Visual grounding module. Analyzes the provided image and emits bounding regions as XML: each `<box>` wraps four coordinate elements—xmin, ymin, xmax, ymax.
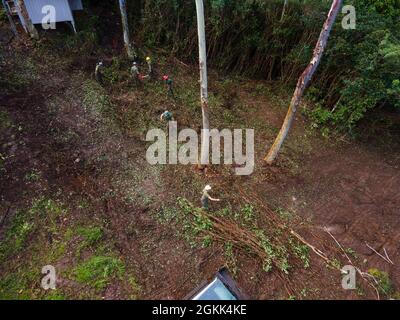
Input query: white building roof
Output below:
<box><xmin>23</xmin><ymin>0</ymin><xmax>82</xmax><ymax>24</ymax></box>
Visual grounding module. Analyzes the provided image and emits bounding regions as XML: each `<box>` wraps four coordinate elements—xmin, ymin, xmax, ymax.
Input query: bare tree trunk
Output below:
<box><xmin>280</xmin><ymin>0</ymin><xmax>289</xmax><ymax>21</ymax></box>
<box><xmin>118</xmin><ymin>0</ymin><xmax>135</xmax><ymax>59</ymax></box>
<box><xmin>16</xmin><ymin>0</ymin><xmax>38</xmax><ymax>39</ymax></box>
<box><xmin>2</xmin><ymin>0</ymin><xmax>18</xmax><ymax>37</ymax></box>
<box><xmin>265</xmin><ymin>0</ymin><xmax>343</xmax><ymax>164</ymax></box>
<box><xmin>195</xmin><ymin>0</ymin><xmax>210</xmax><ymax>167</ymax></box>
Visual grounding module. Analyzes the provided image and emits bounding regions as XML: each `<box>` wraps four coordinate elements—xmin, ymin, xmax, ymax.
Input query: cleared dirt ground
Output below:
<box><xmin>0</xmin><ymin>29</ymin><xmax>399</xmax><ymax>300</ymax></box>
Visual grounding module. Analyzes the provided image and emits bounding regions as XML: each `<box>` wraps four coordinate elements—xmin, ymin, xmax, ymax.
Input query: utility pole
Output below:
<box><xmin>1</xmin><ymin>0</ymin><xmax>19</xmax><ymax>37</ymax></box>
<box><xmin>118</xmin><ymin>0</ymin><xmax>135</xmax><ymax>59</ymax></box>
<box><xmin>280</xmin><ymin>0</ymin><xmax>288</xmax><ymax>21</ymax></box>
<box><xmin>195</xmin><ymin>0</ymin><xmax>210</xmax><ymax>168</ymax></box>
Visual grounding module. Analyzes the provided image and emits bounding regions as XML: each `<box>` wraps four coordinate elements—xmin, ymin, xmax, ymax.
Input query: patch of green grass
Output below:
<box><xmin>74</xmin><ymin>256</ymin><xmax>125</xmax><ymax>290</ymax></box>
<box><xmin>29</xmin><ymin>197</ymin><xmax>66</xmax><ymax>234</ymax></box>
<box><xmin>24</xmin><ymin>169</ymin><xmax>41</xmax><ymax>182</ymax></box>
<box><xmin>0</xmin><ymin>210</ymin><xmax>35</xmax><ymax>262</ymax></box>
<box><xmin>75</xmin><ymin>226</ymin><xmax>104</xmax><ymax>257</ymax></box>
<box><xmin>128</xmin><ymin>275</ymin><xmax>141</xmax><ymax>300</ymax></box>
<box><xmin>0</xmin><ymin>273</ymin><xmax>31</xmax><ymax>300</ymax></box>
<box><xmin>368</xmin><ymin>268</ymin><xmax>393</xmax><ymax>296</ymax></box>
<box><xmin>82</xmin><ymin>80</ymin><xmax>118</xmax><ymax>128</ymax></box>
<box><xmin>44</xmin><ymin>291</ymin><xmax>66</xmax><ymax>300</ymax></box>
<box><xmin>29</xmin><ymin>197</ymin><xmax>66</xmax><ymax>218</ymax></box>
<box><xmin>77</xmin><ymin>226</ymin><xmax>103</xmax><ymax>246</ymax></box>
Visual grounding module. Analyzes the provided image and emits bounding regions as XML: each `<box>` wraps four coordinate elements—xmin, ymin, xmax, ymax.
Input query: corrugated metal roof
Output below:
<box><xmin>24</xmin><ymin>0</ymin><xmax>76</xmax><ymax>24</ymax></box>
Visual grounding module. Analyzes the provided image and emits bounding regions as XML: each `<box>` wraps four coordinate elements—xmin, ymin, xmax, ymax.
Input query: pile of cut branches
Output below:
<box><xmin>176</xmin><ymin>197</ymin><xmax>309</xmax><ymax>276</ymax></box>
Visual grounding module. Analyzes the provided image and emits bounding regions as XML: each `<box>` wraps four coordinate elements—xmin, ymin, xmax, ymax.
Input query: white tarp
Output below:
<box><xmin>23</xmin><ymin>0</ymin><xmax>78</xmax><ymax>24</ymax></box>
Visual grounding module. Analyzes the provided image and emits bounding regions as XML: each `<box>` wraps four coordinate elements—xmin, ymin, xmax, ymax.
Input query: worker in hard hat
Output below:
<box><xmin>146</xmin><ymin>56</ymin><xmax>153</xmax><ymax>77</ymax></box>
<box><xmin>201</xmin><ymin>185</ymin><xmax>221</xmax><ymax>210</ymax></box>
<box><xmin>163</xmin><ymin>75</ymin><xmax>174</xmax><ymax>98</ymax></box>
<box><xmin>160</xmin><ymin>110</ymin><xmax>174</xmax><ymax>122</ymax></box>
<box><xmin>131</xmin><ymin>61</ymin><xmax>140</xmax><ymax>86</ymax></box>
<box><xmin>95</xmin><ymin>61</ymin><xmax>104</xmax><ymax>84</ymax></box>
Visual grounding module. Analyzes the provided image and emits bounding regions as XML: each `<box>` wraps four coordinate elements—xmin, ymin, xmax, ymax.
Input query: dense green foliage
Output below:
<box><xmin>77</xmin><ymin>1</ymin><xmax>400</xmax><ymax>132</ymax></box>
<box><xmin>127</xmin><ymin>0</ymin><xmax>399</xmax><ymax>131</ymax></box>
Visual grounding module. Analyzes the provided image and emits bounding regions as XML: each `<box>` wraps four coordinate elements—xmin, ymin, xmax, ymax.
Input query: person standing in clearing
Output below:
<box><xmin>146</xmin><ymin>56</ymin><xmax>153</xmax><ymax>78</ymax></box>
<box><xmin>163</xmin><ymin>75</ymin><xmax>174</xmax><ymax>98</ymax></box>
<box><xmin>131</xmin><ymin>62</ymin><xmax>140</xmax><ymax>86</ymax></box>
<box><xmin>160</xmin><ymin>110</ymin><xmax>174</xmax><ymax>122</ymax></box>
<box><xmin>95</xmin><ymin>61</ymin><xmax>104</xmax><ymax>84</ymax></box>
<box><xmin>201</xmin><ymin>185</ymin><xmax>221</xmax><ymax>210</ymax></box>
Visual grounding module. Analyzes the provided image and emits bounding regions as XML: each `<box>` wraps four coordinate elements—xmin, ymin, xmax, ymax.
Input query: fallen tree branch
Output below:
<box><xmin>383</xmin><ymin>248</ymin><xmax>394</xmax><ymax>265</ymax></box>
<box><xmin>323</xmin><ymin>228</ymin><xmax>381</xmax><ymax>299</ymax></box>
<box><xmin>366</xmin><ymin>243</ymin><xmax>394</xmax><ymax>265</ymax></box>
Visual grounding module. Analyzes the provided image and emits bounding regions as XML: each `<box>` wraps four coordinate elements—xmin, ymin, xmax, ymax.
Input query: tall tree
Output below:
<box><xmin>15</xmin><ymin>0</ymin><xmax>38</xmax><ymax>39</ymax></box>
<box><xmin>195</xmin><ymin>0</ymin><xmax>210</xmax><ymax>167</ymax></box>
<box><xmin>118</xmin><ymin>0</ymin><xmax>135</xmax><ymax>59</ymax></box>
<box><xmin>265</xmin><ymin>0</ymin><xmax>343</xmax><ymax>164</ymax></box>
<box><xmin>1</xmin><ymin>0</ymin><xmax>18</xmax><ymax>37</ymax></box>
<box><xmin>280</xmin><ymin>0</ymin><xmax>289</xmax><ymax>21</ymax></box>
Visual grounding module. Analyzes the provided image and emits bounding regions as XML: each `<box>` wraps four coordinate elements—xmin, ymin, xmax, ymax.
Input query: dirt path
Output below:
<box><xmin>300</xmin><ymin>144</ymin><xmax>400</xmax><ymax>289</ymax></box>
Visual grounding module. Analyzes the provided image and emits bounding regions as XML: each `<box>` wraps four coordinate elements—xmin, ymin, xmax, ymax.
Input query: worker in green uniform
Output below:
<box><xmin>160</xmin><ymin>110</ymin><xmax>174</xmax><ymax>122</ymax></box>
<box><xmin>201</xmin><ymin>185</ymin><xmax>221</xmax><ymax>211</ymax></box>
<box><xmin>131</xmin><ymin>62</ymin><xmax>140</xmax><ymax>85</ymax></box>
<box><xmin>163</xmin><ymin>75</ymin><xmax>174</xmax><ymax>98</ymax></box>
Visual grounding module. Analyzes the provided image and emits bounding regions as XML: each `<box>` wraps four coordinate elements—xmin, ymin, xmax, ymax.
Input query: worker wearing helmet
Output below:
<box><xmin>131</xmin><ymin>61</ymin><xmax>140</xmax><ymax>85</ymax></box>
<box><xmin>201</xmin><ymin>185</ymin><xmax>221</xmax><ymax>210</ymax></box>
<box><xmin>146</xmin><ymin>56</ymin><xmax>153</xmax><ymax>77</ymax></box>
<box><xmin>95</xmin><ymin>61</ymin><xmax>104</xmax><ymax>84</ymax></box>
<box><xmin>163</xmin><ymin>75</ymin><xmax>174</xmax><ymax>98</ymax></box>
<box><xmin>160</xmin><ymin>110</ymin><xmax>174</xmax><ymax>122</ymax></box>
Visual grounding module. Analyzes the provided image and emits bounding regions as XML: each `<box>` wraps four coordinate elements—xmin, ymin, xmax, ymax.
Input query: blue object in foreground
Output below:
<box><xmin>192</xmin><ymin>277</ymin><xmax>237</xmax><ymax>300</ymax></box>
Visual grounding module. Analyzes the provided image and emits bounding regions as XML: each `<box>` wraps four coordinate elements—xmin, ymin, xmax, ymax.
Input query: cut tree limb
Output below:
<box><xmin>366</xmin><ymin>243</ymin><xmax>395</xmax><ymax>265</ymax></box>
<box><xmin>265</xmin><ymin>0</ymin><xmax>343</xmax><ymax>164</ymax></box>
